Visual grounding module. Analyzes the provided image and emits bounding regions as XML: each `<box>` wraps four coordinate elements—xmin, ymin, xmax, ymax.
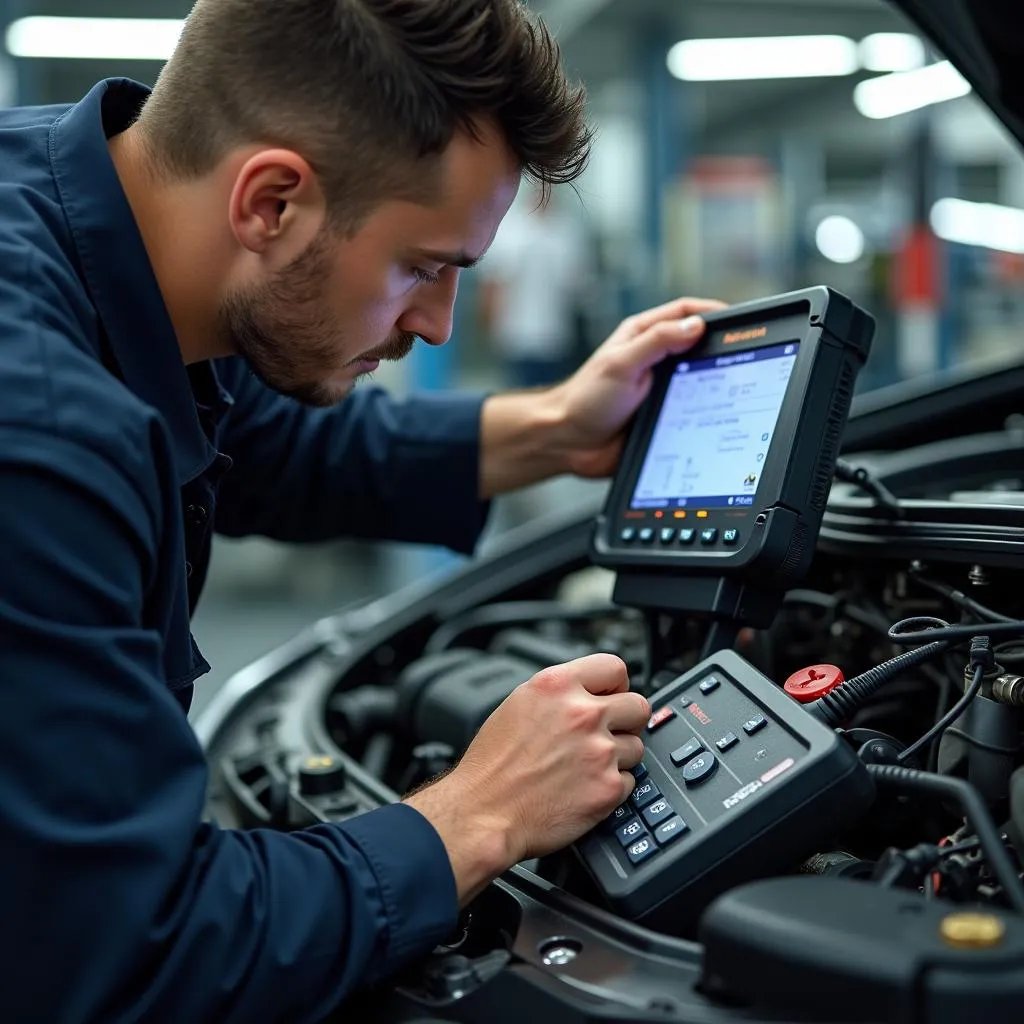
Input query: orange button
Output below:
<box><xmin>673</xmin><ymin>510</ymin><xmax>687</xmax><ymax>519</ymax></box>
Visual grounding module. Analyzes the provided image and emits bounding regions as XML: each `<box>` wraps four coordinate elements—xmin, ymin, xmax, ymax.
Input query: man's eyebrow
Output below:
<box><xmin>415</xmin><ymin>249</ymin><xmax>482</xmax><ymax>270</ymax></box>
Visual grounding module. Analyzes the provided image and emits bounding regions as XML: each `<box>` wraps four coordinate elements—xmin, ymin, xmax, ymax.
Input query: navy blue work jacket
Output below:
<box><xmin>0</xmin><ymin>79</ymin><xmax>489</xmax><ymax>1022</ymax></box>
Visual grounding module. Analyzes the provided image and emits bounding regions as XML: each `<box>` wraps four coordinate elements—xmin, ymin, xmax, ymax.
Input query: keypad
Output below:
<box><xmin>631</xmin><ymin>778</ymin><xmax>661</xmax><ymax>809</ymax></box>
<box><xmin>700</xmin><ymin>676</ymin><xmax>721</xmax><ymax>695</ymax></box>
<box><xmin>615</xmin><ymin>817</ymin><xmax>647</xmax><ymax>847</ymax></box>
<box><xmin>648</xmin><ymin>706</ymin><xmax>676</xmax><ymax>732</ymax></box>
<box><xmin>743</xmin><ymin>715</ymin><xmax>767</xmax><ymax>735</ymax></box>
<box><xmin>716</xmin><ymin>732</ymin><xmax>739</xmax><ymax>752</ymax></box>
<box><xmin>642</xmin><ymin>798</ymin><xmax>675</xmax><ymax>828</ymax></box>
<box><xmin>632</xmin><ymin>760</ymin><xmax>650</xmax><ymax>780</ymax></box>
<box><xmin>723</xmin><ymin>528</ymin><xmax>740</xmax><ymax>546</ymax></box>
<box><xmin>608</xmin><ymin>803</ymin><xmax>632</xmax><ymax>829</ymax></box>
<box><xmin>638</xmin><ymin>528</ymin><xmax>655</xmax><ymax>544</ymax></box>
<box><xmin>619</xmin><ymin>527</ymin><xmax>636</xmax><ymax>543</ymax></box>
<box><xmin>654</xmin><ymin>816</ymin><xmax>689</xmax><ymax>846</ymax></box>
<box><xmin>700</xmin><ymin>528</ymin><xmax>718</xmax><ymax>545</ymax></box>
<box><xmin>678</xmin><ymin>528</ymin><xmax>696</xmax><ymax>545</ymax></box>
<box><xmin>659</xmin><ymin>527</ymin><xmax>676</xmax><ymax>544</ymax></box>
<box><xmin>682</xmin><ymin>751</ymin><xmax>718</xmax><ymax>786</ymax></box>
<box><xmin>626</xmin><ymin>835</ymin><xmax>658</xmax><ymax>865</ymax></box>
<box><xmin>670</xmin><ymin>736</ymin><xmax>704</xmax><ymax>766</ymax></box>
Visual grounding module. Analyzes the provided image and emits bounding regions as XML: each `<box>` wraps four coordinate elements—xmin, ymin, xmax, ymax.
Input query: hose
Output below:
<box><xmin>867</xmin><ymin>763</ymin><xmax>1024</xmax><ymax>914</ymax></box>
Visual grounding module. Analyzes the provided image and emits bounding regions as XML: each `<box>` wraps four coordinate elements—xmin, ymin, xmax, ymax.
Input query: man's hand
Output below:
<box><xmin>548</xmin><ymin>296</ymin><xmax>727</xmax><ymax>478</ymax></box>
<box><xmin>403</xmin><ymin>654</ymin><xmax>649</xmax><ymax>905</ymax></box>
<box><xmin>479</xmin><ymin>296</ymin><xmax>726</xmax><ymax>498</ymax></box>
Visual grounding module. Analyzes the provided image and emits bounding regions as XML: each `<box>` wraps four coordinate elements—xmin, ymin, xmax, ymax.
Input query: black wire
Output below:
<box><xmin>909</xmin><ymin>572</ymin><xmax>1017</xmax><ymax>624</ymax></box>
<box><xmin>889</xmin><ymin>616</ymin><xmax>1024</xmax><ymax>646</ymax></box>
<box><xmin>866</xmin><ymin>764</ymin><xmax>1024</xmax><ymax>913</ymax></box>
<box><xmin>898</xmin><ymin>665</ymin><xmax>984</xmax><ymax>764</ymax></box>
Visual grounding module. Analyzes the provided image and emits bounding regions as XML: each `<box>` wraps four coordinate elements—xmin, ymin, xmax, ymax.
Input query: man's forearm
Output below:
<box><xmin>478</xmin><ymin>389</ymin><xmax>573</xmax><ymax>499</ymax></box>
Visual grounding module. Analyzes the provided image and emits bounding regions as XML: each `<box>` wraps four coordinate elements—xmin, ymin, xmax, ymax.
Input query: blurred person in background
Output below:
<box><xmin>479</xmin><ymin>184</ymin><xmax>596</xmax><ymax>389</ymax></box>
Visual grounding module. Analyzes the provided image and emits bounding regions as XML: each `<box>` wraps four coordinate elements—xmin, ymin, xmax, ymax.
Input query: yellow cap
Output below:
<box><xmin>940</xmin><ymin>912</ymin><xmax>1006</xmax><ymax>949</ymax></box>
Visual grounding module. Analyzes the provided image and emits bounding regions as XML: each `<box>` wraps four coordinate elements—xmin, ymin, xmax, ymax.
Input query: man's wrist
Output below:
<box><xmin>403</xmin><ymin>777</ymin><xmax>518</xmax><ymax>906</ymax></box>
<box><xmin>478</xmin><ymin>387</ymin><xmax>575</xmax><ymax>499</ymax></box>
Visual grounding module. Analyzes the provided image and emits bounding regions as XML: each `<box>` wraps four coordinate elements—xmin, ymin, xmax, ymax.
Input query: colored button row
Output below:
<box><xmin>620</xmin><ymin>527</ymin><xmax>739</xmax><ymax>547</ymax></box>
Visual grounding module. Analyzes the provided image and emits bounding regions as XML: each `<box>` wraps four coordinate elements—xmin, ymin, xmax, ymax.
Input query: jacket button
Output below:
<box><xmin>185</xmin><ymin>561</ymin><xmax>193</xmax><ymax>579</ymax></box>
<box><xmin>186</xmin><ymin>504</ymin><xmax>208</xmax><ymax>526</ymax></box>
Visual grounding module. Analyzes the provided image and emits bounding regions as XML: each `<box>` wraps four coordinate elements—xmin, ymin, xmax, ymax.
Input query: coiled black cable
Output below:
<box><xmin>887</xmin><ymin>616</ymin><xmax>1024</xmax><ymax>646</ymax></box>
<box><xmin>866</xmin><ymin>763</ymin><xmax>1024</xmax><ymax>913</ymax></box>
<box><xmin>807</xmin><ymin>639</ymin><xmax>953</xmax><ymax>727</ymax></box>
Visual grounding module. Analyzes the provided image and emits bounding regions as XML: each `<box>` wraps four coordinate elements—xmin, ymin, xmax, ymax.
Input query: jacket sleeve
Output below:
<box><xmin>213</xmin><ymin>359</ymin><xmax>491</xmax><ymax>552</ymax></box>
<box><xmin>0</xmin><ymin>425</ymin><xmax>458</xmax><ymax>1024</ymax></box>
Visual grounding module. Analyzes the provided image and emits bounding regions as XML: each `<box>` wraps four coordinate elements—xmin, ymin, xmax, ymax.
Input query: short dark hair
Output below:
<box><xmin>138</xmin><ymin>0</ymin><xmax>592</xmax><ymax>227</ymax></box>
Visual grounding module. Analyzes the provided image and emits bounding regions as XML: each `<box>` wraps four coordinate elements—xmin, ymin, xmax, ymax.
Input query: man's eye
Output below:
<box><xmin>412</xmin><ymin>267</ymin><xmax>441</xmax><ymax>285</ymax></box>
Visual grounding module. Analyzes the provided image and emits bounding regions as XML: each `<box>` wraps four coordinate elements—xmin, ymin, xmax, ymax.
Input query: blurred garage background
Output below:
<box><xmin>3</xmin><ymin>0</ymin><xmax>1021</xmax><ymax>716</ymax></box>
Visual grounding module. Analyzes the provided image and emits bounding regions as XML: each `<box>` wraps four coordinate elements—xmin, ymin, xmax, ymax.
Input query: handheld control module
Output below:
<box><xmin>575</xmin><ymin>287</ymin><xmax>876</xmax><ymax>929</ymax></box>
<box><xmin>591</xmin><ymin>286</ymin><xmax>875</xmax><ymax>625</ymax></box>
<box><xmin>575</xmin><ymin>650</ymin><xmax>873</xmax><ymax>929</ymax></box>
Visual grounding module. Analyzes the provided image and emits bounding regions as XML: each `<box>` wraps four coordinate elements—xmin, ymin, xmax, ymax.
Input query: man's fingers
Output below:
<box><xmin>604</xmin><ymin>690</ymin><xmax>652</xmax><ymax>734</ymax></box>
<box><xmin>627</xmin><ymin>296</ymin><xmax>727</xmax><ymax>336</ymax></box>
<box><xmin>613</xmin><ymin>733</ymin><xmax>645</xmax><ymax>770</ymax></box>
<box><xmin>572</xmin><ymin>653</ymin><xmax>631</xmax><ymax>696</ymax></box>
<box><xmin>617</xmin><ymin>317</ymin><xmax>707</xmax><ymax>378</ymax></box>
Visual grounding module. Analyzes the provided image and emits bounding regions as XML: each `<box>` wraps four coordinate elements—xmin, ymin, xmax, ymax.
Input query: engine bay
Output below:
<box><xmin>197</xmin><ymin>314</ymin><xmax>1024</xmax><ymax>1023</ymax></box>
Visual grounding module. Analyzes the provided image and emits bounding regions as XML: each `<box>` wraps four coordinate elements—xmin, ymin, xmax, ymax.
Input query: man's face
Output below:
<box><xmin>221</xmin><ymin>125</ymin><xmax>521</xmax><ymax>407</ymax></box>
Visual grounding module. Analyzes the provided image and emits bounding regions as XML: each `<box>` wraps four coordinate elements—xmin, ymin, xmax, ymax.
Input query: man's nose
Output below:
<box><xmin>398</xmin><ymin>271</ymin><xmax>459</xmax><ymax>347</ymax></box>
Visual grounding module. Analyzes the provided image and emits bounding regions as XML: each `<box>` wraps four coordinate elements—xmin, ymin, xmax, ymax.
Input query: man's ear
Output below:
<box><xmin>228</xmin><ymin>149</ymin><xmax>326</xmax><ymax>262</ymax></box>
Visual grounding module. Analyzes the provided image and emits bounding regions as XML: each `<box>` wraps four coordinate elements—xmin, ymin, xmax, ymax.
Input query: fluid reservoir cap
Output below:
<box><xmin>784</xmin><ymin>664</ymin><xmax>845</xmax><ymax>703</ymax></box>
<box><xmin>298</xmin><ymin>754</ymin><xmax>348</xmax><ymax>797</ymax></box>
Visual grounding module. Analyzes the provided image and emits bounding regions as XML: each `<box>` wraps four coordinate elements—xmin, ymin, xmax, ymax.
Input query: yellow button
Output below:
<box><xmin>696</xmin><ymin>510</ymin><xmax>709</xmax><ymax>519</ymax></box>
<box><xmin>940</xmin><ymin>912</ymin><xmax>1005</xmax><ymax>949</ymax></box>
<box><xmin>305</xmin><ymin>756</ymin><xmax>334</xmax><ymax>770</ymax></box>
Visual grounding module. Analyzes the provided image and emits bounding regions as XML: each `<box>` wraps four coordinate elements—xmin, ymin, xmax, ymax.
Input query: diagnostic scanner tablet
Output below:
<box><xmin>592</xmin><ymin>287</ymin><xmax>874</xmax><ymax>621</ymax></box>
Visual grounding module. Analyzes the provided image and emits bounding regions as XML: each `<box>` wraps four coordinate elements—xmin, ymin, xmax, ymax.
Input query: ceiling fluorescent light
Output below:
<box><xmin>854</xmin><ymin>61</ymin><xmax>970</xmax><ymax>119</ymax></box>
<box><xmin>858</xmin><ymin>33</ymin><xmax>926</xmax><ymax>73</ymax></box>
<box><xmin>930</xmin><ymin>197</ymin><xmax>1024</xmax><ymax>254</ymax></box>
<box><xmin>5</xmin><ymin>17</ymin><xmax>184</xmax><ymax>61</ymax></box>
<box><xmin>667</xmin><ymin>36</ymin><xmax>858</xmax><ymax>82</ymax></box>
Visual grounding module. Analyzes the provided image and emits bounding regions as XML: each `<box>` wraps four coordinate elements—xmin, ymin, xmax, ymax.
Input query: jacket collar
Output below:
<box><xmin>50</xmin><ymin>78</ymin><xmax>220</xmax><ymax>486</ymax></box>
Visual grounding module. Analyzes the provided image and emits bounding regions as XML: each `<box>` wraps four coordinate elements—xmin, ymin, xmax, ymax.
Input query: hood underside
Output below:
<box><xmin>894</xmin><ymin>0</ymin><xmax>1024</xmax><ymax>147</ymax></box>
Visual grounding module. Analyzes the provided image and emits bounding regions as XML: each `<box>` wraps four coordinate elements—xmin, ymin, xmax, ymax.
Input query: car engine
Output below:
<box><xmin>198</xmin><ymin>358</ymin><xmax>1024</xmax><ymax>1024</ymax></box>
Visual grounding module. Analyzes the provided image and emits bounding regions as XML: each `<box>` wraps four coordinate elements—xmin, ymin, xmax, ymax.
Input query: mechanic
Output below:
<box><xmin>0</xmin><ymin>1</ymin><xmax>723</xmax><ymax>1021</ymax></box>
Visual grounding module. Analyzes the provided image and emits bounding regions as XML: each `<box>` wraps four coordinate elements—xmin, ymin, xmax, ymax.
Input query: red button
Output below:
<box><xmin>783</xmin><ymin>664</ymin><xmax>845</xmax><ymax>703</ymax></box>
<box><xmin>648</xmin><ymin>705</ymin><xmax>676</xmax><ymax>731</ymax></box>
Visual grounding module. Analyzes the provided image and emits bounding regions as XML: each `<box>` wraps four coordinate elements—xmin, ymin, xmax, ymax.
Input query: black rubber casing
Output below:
<box><xmin>574</xmin><ymin>650</ymin><xmax>874</xmax><ymax>932</ymax></box>
<box><xmin>592</xmin><ymin>287</ymin><xmax>875</xmax><ymax>604</ymax></box>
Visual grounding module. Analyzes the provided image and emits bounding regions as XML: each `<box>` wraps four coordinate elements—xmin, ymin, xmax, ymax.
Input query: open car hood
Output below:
<box><xmin>894</xmin><ymin>0</ymin><xmax>1024</xmax><ymax>146</ymax></box>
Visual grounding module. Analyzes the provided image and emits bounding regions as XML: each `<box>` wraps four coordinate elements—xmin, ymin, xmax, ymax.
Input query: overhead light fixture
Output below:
<box><xmin>930</xmin><ymin>197</ymin><xmax>1024</xmax><ymax>254</ymax></box>
<box><xmin>5</xmin><ymin>17</ymin><xmax>184</xmax><ymax>61</ymax></box>
<box><xmin>858</xmin><ymin>33</ymin><xmax>926</xmax><ymax>73</ymax></box>
<box><xmin>667</xmin><ymin>35</ymin><xmax>859</xmax><ymax>82</ymax></box>
<box><xmin>853</xmin><ymin>61</ymin><xmax>971</xmax><ymax>119</ymax></box>
<box><xmin>815</xmin><ymin>216</ymin><xmax>865</xmax><ymax>264</ymax></box>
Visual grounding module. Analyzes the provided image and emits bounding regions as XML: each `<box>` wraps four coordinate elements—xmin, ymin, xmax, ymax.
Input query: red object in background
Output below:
<box><xmin>784</xmin><ymin>664</ymin><xmax>845</xmax><ymax>703</ymax></box>
<box><xmin>891</xmin><ymin>225</ymin><xmax>944</xmax><ymax>307</ymax></box>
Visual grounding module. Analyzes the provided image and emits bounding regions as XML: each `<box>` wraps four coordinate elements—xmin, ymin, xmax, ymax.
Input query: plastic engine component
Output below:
<box><xmin>699</xmin><ymin>875</ymin><xmax>1024</xmax><ymax>1024</ymax></box>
